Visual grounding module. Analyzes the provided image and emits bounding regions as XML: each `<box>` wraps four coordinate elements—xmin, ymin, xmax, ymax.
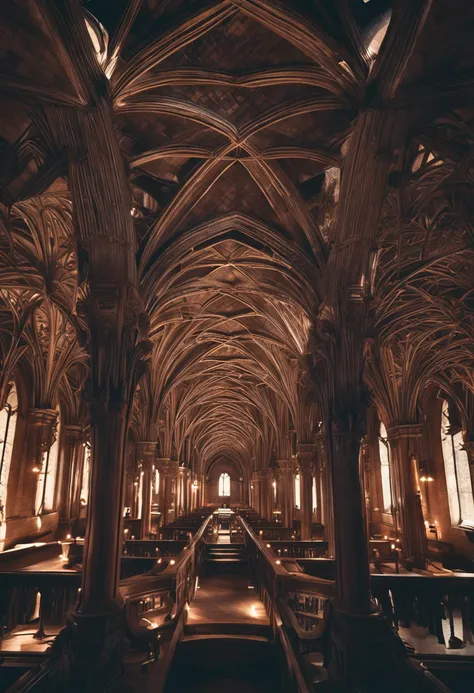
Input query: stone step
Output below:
<box><xmin>184</xmin><ymin>622</ymin><xmax>272</xmax><ymax>638</ymax></box>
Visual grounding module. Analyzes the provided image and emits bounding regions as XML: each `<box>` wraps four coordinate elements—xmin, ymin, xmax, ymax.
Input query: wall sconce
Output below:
<box><xmin>419</xmin><ymin>475</ymin><xmax>434</xmax><ymax>483</ymax></box>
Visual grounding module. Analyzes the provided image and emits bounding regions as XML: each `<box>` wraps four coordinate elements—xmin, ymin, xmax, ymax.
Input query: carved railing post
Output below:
<box><xmin>137</xmin><ymin>442</ymin><xmax>156</xmax><ymax>538</ymax></box>
<box><xmin>387</xmin><ymin>424</ymin><xmax>427</xmax><ymax>568</ymax></box>
<box><xmin>296</xmin><ymin>444</ymin><xmax>316</xmax><ymax>540</ymax></box>
<box><xmin>277</xmin><ymin>460</ymin><xmax>295</xmax><ymax>528</ymax></box>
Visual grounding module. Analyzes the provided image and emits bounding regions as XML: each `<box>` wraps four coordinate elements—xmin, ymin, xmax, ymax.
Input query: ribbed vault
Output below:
<box><xmin>1</xmin><ymin>0</ymin><xmax>474</xmax><ymax>485</ymax></box>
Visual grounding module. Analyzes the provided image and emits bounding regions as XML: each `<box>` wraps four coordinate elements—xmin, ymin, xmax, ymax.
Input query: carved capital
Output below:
<box><xmin>277</xmin><ymin>459</ymin><xmax>295</xmax><ymax>473</ymax></box>
<box><xmin>136</xmin><ymin>441</ymin><xmax>157</xmax><ymax>463</ymax></box>
<box><xmin>156</xmin><ymin>458</ymin><xmax>171</xmax><ymax>474</ymax></box>
<box><xmin>63</xmin><ymin>424</ymin><xmax>84</xmax><ymax>445</ymax></box>
<box><xmin>387</xmin><ymin>423</ymin><xmax>424</xmax><ymax>441</ymax></box>
<box><xmin>296</xmin><ymin>443</ymin><xmax>316</xmax><ymax>462</ymax></box>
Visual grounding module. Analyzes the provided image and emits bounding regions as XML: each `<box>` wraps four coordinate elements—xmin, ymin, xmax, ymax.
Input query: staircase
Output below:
<box><xmin>205</xmin><ymin>542</ymin><xmax>246</xmax><ymax>574</ymax></box>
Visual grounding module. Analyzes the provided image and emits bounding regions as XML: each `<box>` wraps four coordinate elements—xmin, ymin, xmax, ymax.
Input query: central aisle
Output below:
<box><xmin>187</xmin><ymin>526</ymin><xmax>269</xmax><ymax>628</ymax></box>
<box><xmin>165</xmin><ymin>524</ymin><xmax>281</xmax><ymax>692</ymax></box>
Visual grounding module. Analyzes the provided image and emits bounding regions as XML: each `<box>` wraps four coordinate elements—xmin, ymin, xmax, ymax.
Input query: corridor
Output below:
<box><xmin>165</xmin><ymin>522</ymin><xmax>280</xmax><ymax>693</ymax></box>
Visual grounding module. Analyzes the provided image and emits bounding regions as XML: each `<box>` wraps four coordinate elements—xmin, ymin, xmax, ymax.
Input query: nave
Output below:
<box><xmin>1</xmin><ymin>0</ymin><xmax>474</xmax><ymax>691</ymax></box>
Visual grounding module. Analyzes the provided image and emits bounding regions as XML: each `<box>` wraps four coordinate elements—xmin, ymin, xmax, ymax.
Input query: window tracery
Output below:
<box><xmin>0</xmin><ymin>385</ymin><xmax>18</xmax><ymax>535</ymax></box>
<box><xmin>441</xmin><ymin>400</ymin><xmax>474</xmax><ymax>528</ymax></box>
<box><xmin>218</xmin><ymin>472</ymin><xmax>230</xmax><ymax>497</ymax></box>
<box><xmin>378</xmin><ymin>422</ymin><xmax>392</xmax><ymax>514</ymax></box>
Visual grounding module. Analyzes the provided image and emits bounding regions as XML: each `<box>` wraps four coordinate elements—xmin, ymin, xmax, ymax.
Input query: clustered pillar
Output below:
<box><xmin>277</xmin><ymin>460</ymin><xmax>295</xmax><ymax>528</ymax></box>
<box><xmin>297</xmin><ymin>444</ymin><xmax>315</xmax><ymax>540</ymax></box>
<box><xmin>137</xmin><ymin>442</ymin><xmax>156</xmax><ymax>538</ymax></box>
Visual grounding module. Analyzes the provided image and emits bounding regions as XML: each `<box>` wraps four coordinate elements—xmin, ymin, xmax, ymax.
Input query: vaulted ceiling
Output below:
<box><xmin>1</xmin><ymin>0</ymin><xmax>474</xmax><ymax>477</ymax></box>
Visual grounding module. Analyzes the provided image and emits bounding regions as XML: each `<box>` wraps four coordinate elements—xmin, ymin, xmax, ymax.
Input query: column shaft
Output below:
<box><xmin>331</xmin><ymin>423</ymin><xmax>371</xmax><ymax>613</ymax></box>
<box><xmin>277</xmin><ymin>460</ymin><xmax>295</xmax><ymax>528</ymax></box>
<box><xmin>297</xmin><ymin>444</ymin><xmax>315</xmax><ymax>540</ymax></box>
<box><xmin>388</xmin><ymin>425</ymin><xmax>427</xmax><ymax>568</ymax></box>
<box><xmin>137</xmin><ymin>442</ymin><xmax>156</xmax><ymax>538</ymax></box>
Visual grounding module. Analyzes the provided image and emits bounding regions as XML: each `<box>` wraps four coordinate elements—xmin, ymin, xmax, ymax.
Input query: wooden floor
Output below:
<box><xmin>188</xmin><ymin>573</ymin><xmax>268</xmax><ymax>627</ymax></box>
<box><xmin>188</xmin><ymin>529</ymin><xmax>268</xmax><ymax>628</ymax></box>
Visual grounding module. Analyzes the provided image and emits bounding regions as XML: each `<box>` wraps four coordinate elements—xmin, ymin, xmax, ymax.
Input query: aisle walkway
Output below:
<box><xmin>186</xmin><ymin>527</ymin><xmax>269</xmax><ymax>631</ymax></box>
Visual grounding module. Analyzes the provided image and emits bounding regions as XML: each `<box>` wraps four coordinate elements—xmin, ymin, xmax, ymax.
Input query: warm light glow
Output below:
<box><xmin>294</xmin><ymin>473</ymin><xmax>300</xmax><ymax>509</ymax></box>
<box><xmin>170</xmin><ymin>559</ymin><xmax>176</xmax><ymax>566</ymax></box>
<box><xmin>276</xmin><ymin>560</ymin><xmax>281</xmax><ymax>565</ymax></box>
<box><xmin>383</xmin><ymin>535</ymin><xmax>388</xmax><ymax>540</ymax></box>
<box><xmin>218</xmin><ymin>472</ymin><xmax>231</xmax><ymax>497</ymax></box>
<box><xmin>266</xmin><ymin>544</ymin><xmax>271</xmax><ymax>548</ymax></box>
<box><xmin>249</xmin><ymin>604</ymin><xmax>260</xmax><ymax>618</ymax></box>
<box><xmin>390</xmin><ymin>544</ymin><xmax>396</xmax><ymax>550</ymax></box>
<box><xmin>379</xmin><ymin>422</ymin><xmax>392</xmax><ymax>513</ymax></box>
<box><xmin>66</xmin><ymin>534</ymin><xmax>71</xmax><ymax>540</ymax></box>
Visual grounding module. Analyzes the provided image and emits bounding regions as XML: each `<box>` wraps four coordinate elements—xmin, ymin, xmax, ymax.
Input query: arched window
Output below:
<box><xmin>219</xmin><ymin>472</ymin><xmax>230</xmax><ymax>497</ymax></box>
<box><xmin>378</xmin><ymin>422</ymin><xmax>392</xmax><ymax>513</ymax></box>
<box><xmin>80</xmin><ymin>443</ymin><xmax>90</xmax><ymax>514</ymax></box>
<box><xmin>36</xmin><ymin>409</ymin><xmax>60</xmax><ymax>515</ymax></box>
<box><xmin>0</xmin><ymin>385</ymin><xmax>18</xmax><ymax>529</ymax></box>
<box><xmin>441</xmin><ymin>400</ymin><xmax>474</xmax><ymax>528</ymax></box>
<box><xmin>294</xmin><ymin>473</ymin><xmax>300</xmax><ymax>509</ymax></box>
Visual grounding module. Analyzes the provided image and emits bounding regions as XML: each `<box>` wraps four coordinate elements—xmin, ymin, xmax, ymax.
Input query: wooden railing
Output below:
<box><xmin>0</xmin><ymin>543</ymin><xmax>81</xmax><ymax>649</ymax></box>
<box><xmin>239</xmin><ymin>516</ymin><xmax>334</xmax><ymax>692</ymax></box>
<box><xmin>119</xmin><ymin>513</ymin><xmax>214</xmax><ymax>673</ymax></box>
<box><xmin>3</xmin><ymin>514</ymin><xmax>214</xmax><ymax>692</ymax></box>
<box><xmin>371</xmin><ymin>572</ymin><xmax>474</xmax><ymax>651</ymax></box>
<box><xmin>265</xmin><ymin>540</ymin><xmax>329</xmax><ymax>559</ymax></box>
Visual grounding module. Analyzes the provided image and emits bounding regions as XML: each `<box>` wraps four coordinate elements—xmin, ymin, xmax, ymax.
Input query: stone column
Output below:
<box><xmin>313</xmin><ymin>455</ymin><xmax>323</xmax><ymax>524</ymax></box>
<box><xmin>260</xmin><ymin>468</ymin><xmax>274</xmax><ymax>521</ymax></box>
<box><xmin>315</xmin><ymin>434</ymin><xmax>335</xmax><ymax>557</ymax></box>
<box><xmin>167</xmin><ymin>461</ymin><xmax>179</xmax><ymax>523</ymax></box>
<box><xmin>156</xmin><ymin>459</ymin><xmax>170</xmax><ymax>526</ymax></box>
<box><xmin>331</xmin><ymin>418</ymin><xmax>372</xmax><ymax>613</ymax></box>
<box><xmin>387</xmin><ymin>424</ymin><xmax>427</xmax><ymax>568</ymax></box>
<box><xmin>297</xmin><ymin>444</ymin><xmax>315</xmax><ymax>540</ymax></box>
<box><xmin>252</xmin><ymin>472</ymin><xmax>261</xmax><ymax>515</ymax></box>
<box><xmin>277</xmin><ymin>460</ymin><xmax>295</xmax><ymax>528</ymax></box>
<box><xmin>16</xmin><ymin>408</ymin><xmax>58</xmax><ymax>517</ymax></box>
<box><xmin>57</xmin><ymin>425</ymin><xmax>84</xmax><ymax>523</ymax></box>
<box><xmin>184</xmin><ymin>468</ymin><xmax>191</xmax><ymax>515</ymax></box>
<box><xmin>137</xmin><ymin>442</ymin><xmax>156</xmax><ymax>538</ymax></box>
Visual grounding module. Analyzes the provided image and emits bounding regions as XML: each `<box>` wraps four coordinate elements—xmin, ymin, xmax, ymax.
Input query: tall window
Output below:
<box><xmin>36</xmin><ymin>410</ymin><xmax>60</xmax><ymax>514</ymax></box>
<box><xmin>379</xmin><ymin>422</ymin><xmax>392</xmax><ymax>513</ymax></box>
<box><xmin>312</xmin><ymin>476</ymin><xmax>317</xmax><ymax>514</ymax></box>
<box><xmin>441</xmin><ymin>400</ymin><xmax>474</xmax><ymax>528</ymax></box>
<box><xmin>219</xmin><ymin>472</ymin><xmax>230</xmax><ymax>497</ymax></box>
<box><xmin>294</xmin><ymin>473</ymin><xmax>300</xmax><ymax>509</ymax></box>
<box><xmin>0</xmin><ymin>385</ymin><xmax>18</xmax><ymax>530</ymax></box>
<box><xmin>80</xmin><ymin>443</ymin><xmax>90</xmax><ymax>514</ymax></box>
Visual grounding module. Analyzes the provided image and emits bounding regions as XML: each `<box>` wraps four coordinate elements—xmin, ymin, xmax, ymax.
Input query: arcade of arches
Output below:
<box><xmin>0</xmin><ymin>2</ymin><xmax>474</xmax><ymax>692</ymax></box>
